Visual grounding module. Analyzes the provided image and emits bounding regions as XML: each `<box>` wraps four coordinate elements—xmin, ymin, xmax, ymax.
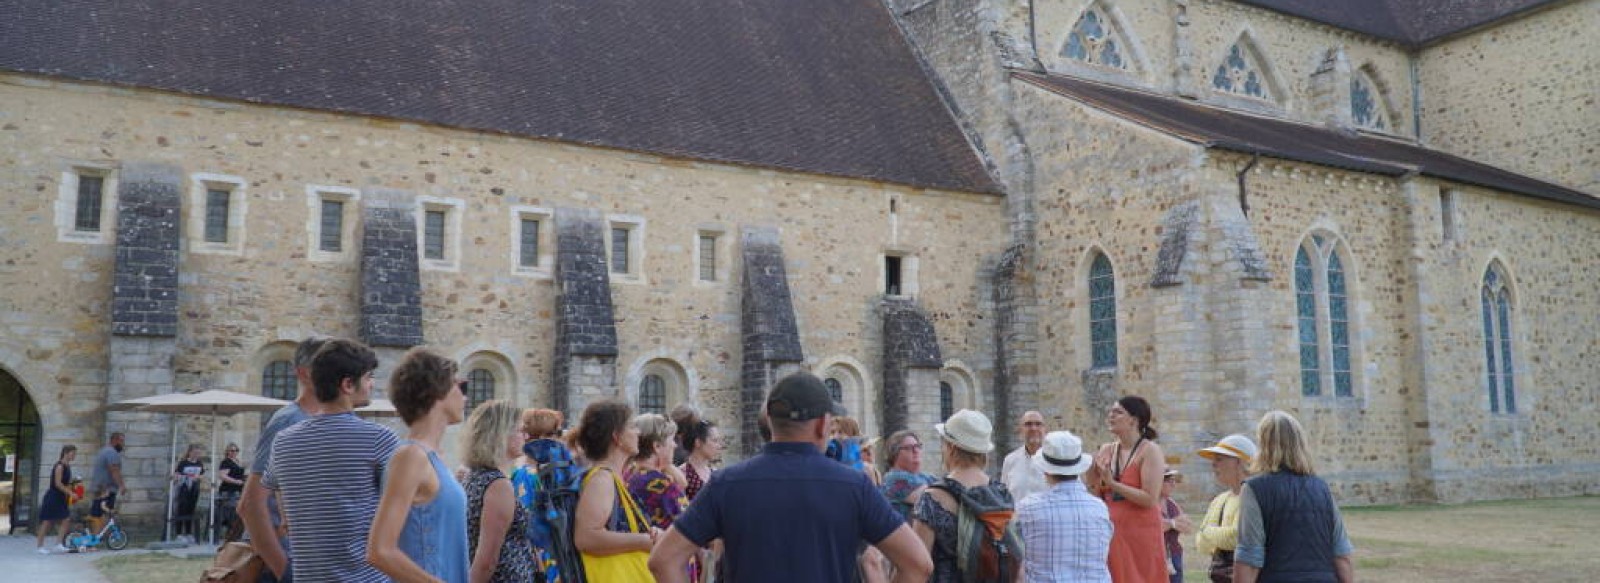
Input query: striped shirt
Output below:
<box><xmin>1013</xmin><ymin>479</ymin><xmax>1113</xmax><ymax>583</ymax></box>
<box><xmin>264</xmin><ymin>412</ymin><xmax>399</xmax><ymax>583</ymax></box>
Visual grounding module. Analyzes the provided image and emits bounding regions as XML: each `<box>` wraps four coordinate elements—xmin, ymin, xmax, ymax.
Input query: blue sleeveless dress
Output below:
<box><xmin>393</xmin><ymin>443</ymin><xmax>470</xmax><ymax>583</ymax></box>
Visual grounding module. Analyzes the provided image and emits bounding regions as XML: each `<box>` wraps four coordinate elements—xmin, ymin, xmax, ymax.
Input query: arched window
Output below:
<box><xmin>939</xmin><ymin>382</ymin><xmax>954</xmax><ymax>420</ymax></box>
<box><xmin>261</xmin><ymin>360</ymin><xmax>295</xmax><ymax>401</ymax></box>
<box><xmin>1212</xmin><ymin>40</ymin><xmax>1271</xmax><ymax>100</ymax></box>
<box><xmin>465</xmin><ymin>368</ymin><xmax>496</xmax><ymax>411</ymax></box>
<box><xmin>639</xmin><ymin>374</ymin><xmax>667</xmax><ymax>415</ymax></box>
<box><xmin>1295</xmin><ymin>234</ymin><xmax>1354</xmax><ymax>397</ymax></box>
<box><xmin>1062</xmin><ymin>5</ymin><xmax>1128</xmax><ymax>70</ymax></box>
<box><xmin>824</xmin><ymin>378</ymin><xmax>844</xmax><ymax>404</ymax></box>
<box><xmin>1088</xmin><ymin>252</ymin><xmax>1119</xmax><ymax>369</ymax></box>
<box><xmin>1350</xmin><ymin>71</ymin><xmax>1389</xmax><ymax>131</ymax></box>
<box><xmin>1481</xmin><ymin>263</ymin><xmax>1516</xmax><ymax>413</ymax></box>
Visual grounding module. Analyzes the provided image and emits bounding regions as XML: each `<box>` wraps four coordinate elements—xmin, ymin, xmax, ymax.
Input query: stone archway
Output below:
<box><xmin>0</xmin><ymin>367</ymin><xmax>43</xmax><ymax>534</ymax></box>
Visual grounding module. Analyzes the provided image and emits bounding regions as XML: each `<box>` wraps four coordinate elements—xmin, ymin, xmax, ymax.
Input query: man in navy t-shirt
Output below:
<box><xmin>649</xmin><ymin>373</ymin><xmax>932</xmax><ymax>583</ymax></box>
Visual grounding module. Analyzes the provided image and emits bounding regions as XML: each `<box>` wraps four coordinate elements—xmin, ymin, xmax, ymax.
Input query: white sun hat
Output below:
<box><xmin>934</xmin><ymin>409</ymin><xmax>995</xmax><ymax>454</ymax></box>
<box><xmin>1197</xmin><ymin>434</ymin><xmax>1259</xmax><ymax>463</ymax></box>
<box><xmin>1032</xmin><ymin>430</ymin><xmax>1095</xmax><ymax>476</ymax></box>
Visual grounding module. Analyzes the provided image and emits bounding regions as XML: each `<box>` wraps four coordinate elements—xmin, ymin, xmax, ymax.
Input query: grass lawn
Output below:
<box><xmin>94</xmin><ymin>497</ymin><xmax>1599</xmax><ymax>583</ymax></box>
<box><xmin>95</xmin><ymin>553</ymin><xmax>213</xmax><ymax>583</ymax></box>
<box><xmin>1181</xmin><ymin>495</ymin><xmax>1600</xmax><ymax>582</ymax></box>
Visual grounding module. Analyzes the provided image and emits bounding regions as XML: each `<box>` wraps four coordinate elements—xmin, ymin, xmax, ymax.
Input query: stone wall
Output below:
<box><xmin>1418</xmin><ymin>0</ymin><xmax>1599</xmax><ymax>192</ymax></box>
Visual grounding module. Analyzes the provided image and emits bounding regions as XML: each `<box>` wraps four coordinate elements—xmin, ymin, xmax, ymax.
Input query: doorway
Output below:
<box><xmin>1</xmin><ymin>369</ymin><xmax>42</xmax><ymax>534</ymax></box>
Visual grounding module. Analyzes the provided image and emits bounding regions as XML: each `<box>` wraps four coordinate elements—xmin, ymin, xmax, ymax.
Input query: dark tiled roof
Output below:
<box><xmin>1015</xmin><ymin>73</ymin><xmax>1600</xmax><ymax>211</ymax></box>
<box><xmin>0</xmin><ymin>0</ymin><xmax>1000</xmax><ymax>195</ymax></box>
<box><xmin>1234</xmin><ymin>0</ymin><xmax>1562</xmax><ymax>46</ymax></box>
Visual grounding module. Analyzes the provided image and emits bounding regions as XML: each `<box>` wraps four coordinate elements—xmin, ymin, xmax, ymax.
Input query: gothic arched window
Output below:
<box><xmin>1088</xmin><ymin>252</ymin><xmax>1119</xmax><ymax>369</ymax></box>
<box><xmin>1212</xmin><ymin>41</ymin><xmax>1271</xmax><ymax>100</ymax></box>
<box><xmin>824</xmin><ymin>377</ymin><xmax>844</xmax><ymax>404</ymax></box>
<box><xmin>1062</xmin><ymin>6</ymin><xmax>1127</xmax><ymax>70</ymax></box>
<box><xmin>1481</xmin><ymin>263</ymin><xmax>1517</xmax><ymax>413</ymax></box>
<box><xmin>639</xmin><ymin>373</ymin><xmax>667</xmax><ymax>415</ymax></box>
<box><xmin>1350</xmin><ymin>71</ymin><xmax>1389</xmax><ymax>131</ymax></box>
<box><xmin>261</xmin><ymin>360</ymin><xmax>295</xmax><ymax>401</ymax></box>
<box><xmin>1295</xmin><ymin>234</ymin><xmax>1354</xmax><ymax>397</ymax></box>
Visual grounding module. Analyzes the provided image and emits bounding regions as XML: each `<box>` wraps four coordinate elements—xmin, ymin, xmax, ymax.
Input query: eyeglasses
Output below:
<box><xmin>457</xmin><ymin>380</ymin><xmax>469</xmax><ymax>391</ymax></box>
<box><xmin>1022</xmin><ymin>421</ymin><xmax>1044</xmax><ymax>427</ymax></box>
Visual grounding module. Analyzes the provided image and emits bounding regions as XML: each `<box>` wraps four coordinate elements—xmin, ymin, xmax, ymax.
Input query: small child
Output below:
<box><xmin>1160</xmin><ymin>468</ymin><xmax>1193</xmax><ymax>583</ymax></box>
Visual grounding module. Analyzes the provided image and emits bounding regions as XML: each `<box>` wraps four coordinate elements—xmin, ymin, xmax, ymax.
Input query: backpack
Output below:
<box><xmin>527</xmin><ymin>440</ymin><xmax>585</xmax><ymax>583</ymax></box>
<box><xmin>825</xmin><ymin>437</ymin><xmax>864</xmax><ymax>472</ymax></box>
<box><xmin>929</xmin><ymin>478</ymin><xmax>1024</xmax><ymax>583</ymax></box>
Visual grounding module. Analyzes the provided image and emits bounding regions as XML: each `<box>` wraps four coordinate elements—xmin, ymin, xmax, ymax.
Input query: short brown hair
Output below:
<box><xmin>390</xmin><ymin>347</ymin><xmax>458</xmax><ymax>425</ymax></box>
<box><xmin>521</xmin><ymin>408</ymin><xmax>563</xmax><ymax>439</ymax></box>
<box><xmin>571</xmin><ymin>399</ymin><xmax>633</xmax><ymax>460</ymax></box>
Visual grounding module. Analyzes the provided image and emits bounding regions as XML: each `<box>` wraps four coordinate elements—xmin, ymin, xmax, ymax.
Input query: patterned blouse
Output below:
<box><xmin>626</xmin><ymin>468</ymin><xmax>699</xmax><ymax>581</ymax></box>
<box><xmin>464</xmin><ymin>468</ymin><xmax>536</xmax><ymax>583</ymax></box>
<box><xmin>683</xmin><ymin>463</ymin><xmax>710</xmax><ymax>501</ymax></box>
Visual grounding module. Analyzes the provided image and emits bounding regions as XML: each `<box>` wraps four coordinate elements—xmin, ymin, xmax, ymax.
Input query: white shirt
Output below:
<box><xmin>1001</xmin><ymin>445</ymin><xmax>1050</xmax><ymax>503</ymax></box>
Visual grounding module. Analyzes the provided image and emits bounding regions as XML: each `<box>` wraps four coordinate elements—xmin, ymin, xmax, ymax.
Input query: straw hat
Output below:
<box><xmin>1031</xmin><ymin>431</ymin><xmax>1094</xmax><ymax>476</ymax></box>
<box><xmin>934</xmin><ymin>409</ymin><xmax>994</xmax><ymax>454</ymax></box>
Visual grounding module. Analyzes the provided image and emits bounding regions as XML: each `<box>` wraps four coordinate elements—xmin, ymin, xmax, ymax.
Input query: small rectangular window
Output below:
<box><xmin>611</xmin><ymin>227</ymin><xmax>631</xmax><ymax>274</ymax></box>
<box><xmin>75</xmin><ymin>174</ymin><xmax>105</xmax><ymax>232</ymax></box>
<box><xmin>204</xmin><ymin>188</ymin><xmax>231</xmax><ymax>243</ymax></box>
<box><xmin>424</xmin><ymin>210</ymin><xmax>447</xmax><ymax>260</ymax></box>
<box><xmin>319</xmin><ymin>199</ymin><xmax>345</xmax><ymax>252</ymax></box>
<box><xmin>698</xmin><ymin>235</ymin><xmax>717</xmax><ymax>281</ymax></box>
<box><xmin>1440</xmin><ymin>190</ymin><xmax>1458</xmax><ymax>242</ymax></box>
<box><xmin>520</xmin><ymin>219</ymin><xmax>541</xmax><ymax>268</ymax></box>
<box><xmin>885</xmin><ymin>255</ymin><xmax>903</xmax><ymax>295</ymax></box>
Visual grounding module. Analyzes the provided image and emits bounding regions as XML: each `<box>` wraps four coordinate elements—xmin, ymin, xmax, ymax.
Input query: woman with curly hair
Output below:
<box><xmin>572</xmin><ymin>399</ymin><xmax>656</xmax><ymax>581</ymax></box>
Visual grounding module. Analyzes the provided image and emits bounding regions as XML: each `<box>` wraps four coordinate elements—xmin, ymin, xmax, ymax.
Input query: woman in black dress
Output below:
<box><xmin>36</xmin><ymin>444</ymin><xmax>77</xmax><ymax>554</ymax></box>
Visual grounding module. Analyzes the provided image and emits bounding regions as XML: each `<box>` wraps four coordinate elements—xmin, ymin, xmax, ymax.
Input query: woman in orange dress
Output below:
<box><xmin>1085</xmin><ymin>396</ymin><xmax>1170</xmax><ymax>583</ymax></box>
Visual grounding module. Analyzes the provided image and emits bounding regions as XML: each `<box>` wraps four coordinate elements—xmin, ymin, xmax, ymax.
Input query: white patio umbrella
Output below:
<box><xmin>113</xmin><ymin>390</ymin><xmax>288</xmax><ymax>543</ymax></box>
<box><xmin>354</xmin><ymin>397</ymin><xmax>400</xmax><ymax>417</ymax></box>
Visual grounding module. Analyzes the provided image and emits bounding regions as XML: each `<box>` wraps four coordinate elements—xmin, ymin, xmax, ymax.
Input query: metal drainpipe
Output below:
<box><xmin>1410</xmin><ymin>53</ymin><xmax>1423</xmax><ymax>140</ymax></box>
<box><xmin>1237</xmin><ymin>154</ymin><xmax>1260</xmax><ymax>216</ymax></box>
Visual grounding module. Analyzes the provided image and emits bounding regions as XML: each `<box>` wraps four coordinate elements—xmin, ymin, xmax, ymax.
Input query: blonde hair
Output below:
<box><xmin>942</xmin><ymin>439</ymin><xmax>987</xmax><ymax>470</ymax></box>
<box><xmin>631</xmin><ymin>413</ymin><xmax>675</xmax><ymax>462</ymax></box>
<box><xmin>1252</xmin><ymin>410</ymin><xmax>1316</xmax><ymax>476</ymax></box>
<box><xmin>831</xmin><ymin>416</ymin><xmax>861</xmax><ymax>437</ymax></box>
<box><xmin>461</xmin><ymin>399</ymin><xmax>521</xmax><ymax>470</ymax></box>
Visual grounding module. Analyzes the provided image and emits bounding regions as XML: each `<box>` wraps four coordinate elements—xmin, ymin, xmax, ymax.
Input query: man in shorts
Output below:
<box><xmin>88</xmin><ymin>432</ymin><xmax>126</xmax><ymax>534</ymax></box>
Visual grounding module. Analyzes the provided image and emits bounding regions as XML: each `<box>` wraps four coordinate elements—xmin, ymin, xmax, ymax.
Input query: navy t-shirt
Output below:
<box><xmin>673</xmin><ymin>441</ymin><xmax>904</xmax><ymax>582</ymax></box>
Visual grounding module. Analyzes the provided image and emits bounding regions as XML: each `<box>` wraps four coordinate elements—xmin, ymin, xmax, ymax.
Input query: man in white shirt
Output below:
<box><xmin>1000</xmin><ymin>410</ymin><xmax>1049</xmax><ymax>502</ymax></box>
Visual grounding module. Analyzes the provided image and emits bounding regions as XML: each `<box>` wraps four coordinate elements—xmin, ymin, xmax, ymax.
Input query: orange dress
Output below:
<box><xmin>1099</xmin><ymin>445</ymin><xmax>1169</xmax><ymax>583</ymax></box>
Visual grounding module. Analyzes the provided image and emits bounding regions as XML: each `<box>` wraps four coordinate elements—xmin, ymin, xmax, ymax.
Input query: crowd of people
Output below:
<box><xmin>35</xmin><ymin>333</ymin><xmax>1355</xmax><ymax>583</ymax></box>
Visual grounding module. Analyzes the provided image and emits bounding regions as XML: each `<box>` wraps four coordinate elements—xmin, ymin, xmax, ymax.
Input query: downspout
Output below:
<box><xmin>1409</xmin><ymin>53</ymin><xmax>1423</xmax><ymax>140</ymax></box>
<box><xmin>1236</xmin><ymin>153</ymin><xmax>1260</xmax><ymax>216</ymax></box>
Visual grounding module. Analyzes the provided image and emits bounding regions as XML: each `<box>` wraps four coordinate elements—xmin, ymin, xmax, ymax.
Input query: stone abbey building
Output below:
<box><xmin>1</xmin><ymin>0</ymin><xmax>1595</xmax><ymax>530</ymax></box>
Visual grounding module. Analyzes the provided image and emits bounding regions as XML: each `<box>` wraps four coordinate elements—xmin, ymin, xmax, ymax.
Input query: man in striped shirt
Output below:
<box><xmin>1014</xmin><ymin>430</ymin><xmax>1112</xmax><ymax>583</ymax></box>
<box><xmin>264</xmin><ymin>338</ymin><xmax>398</xmax><ymax>583</ymax></box>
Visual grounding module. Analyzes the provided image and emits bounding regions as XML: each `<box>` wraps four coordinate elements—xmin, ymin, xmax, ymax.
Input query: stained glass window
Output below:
<box><xmin>466</xmin><ymin>368</ymin><xmax>495</xmax><ymax>411</ymax></box>
<box><xmin>639</xmin><ymin>374</ymin><xmax>666</xmax><ymax>414</ymax></box>
<box><xmin>1212</xmin><ymin>42</ymin><xmax>1269</xmax><ymax>99</ymax></box>
<box><xmin>940</xmin><ymin>382</ymin><xmax>954</xmax><ymax>420</ymax></box>
<box><xmin>1298</xmin><ymin>235</ymin><xmax>1356</xmax><ymax>398</ymax></box>
<box><xmin>1295</xmin><ymin>247</ymin><xmax>1321</xmax><ymax>396</ymax></box>
<box><xmin>1481</xmin><ymin>263</ymin><xmax>1516</xmax><ymax>413</ymax></box>
<box><xmin>1350</xmin><ymin>74</ymin><xmax>1388</xmax><ymax>130</ymax></box>
<box><xmin>1088</xmin><ymin>253</ymin><xmax>1118</xmax><ymax>369</ymax></box>
<box><xmin>1062</xmin><ymin>7</ymin><xmax>1126</xmax><ymax>69</ymax></box>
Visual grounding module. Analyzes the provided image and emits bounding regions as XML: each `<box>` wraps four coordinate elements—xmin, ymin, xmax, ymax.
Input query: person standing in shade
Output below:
<box><xmin>36</xmin><ymin>444</ymin><xmax>77</xmax><ymax>554</ymax></box>
<box><xmin>368</xmin><ymin>347</ymin><xmax>470</xmax><ymax>583</ymax></box>
<box><xmin>1014</xmin><ymin>431</ymin><xmax>1112</xmax><ymax>583</ymax></box>
<box><xmin>1085</xmin><ymin>396</ymin><xmax>1169</xmax><ymax>583</ymax></box>
<box><xmin>1002</xmin><ymin>410</ymin><xmax>1051</xmax><ymax>504</ymax></box>
<box><xmin>263</xmin><ymin>338</ymin><xmax>397</xmax><ymax>583</ymax></box>
<box><xmin>215</xmin><ymin>443</ymin><xmax>246</xmax><ymax>543</ymax></box>
<box><xmin>1234</xmin><ymin>412</ymin><xmax>1354</xmax><ymax>583</ymax></box>
<box><xmin>462</xmin><ymin>400</ymin><xmax>536</xmax><ymax>583</ymax></box>
<box><xmin>172</xmin><ymin>444</ymin><xmax>208</xmax><ymax>544</ymax></box>
<box><xmin>1195</xmin><ymin>434</ymin><xmax>1258</xmax><ymax>583</ymax></box>
<box><xmin>650</xmin><ymin>373</ymin><xmax>932</xmax><ymax>583</ymax></box>
<box><xmin>240</xmin><ymin>335</ymin><xmax>328</xmax><ymax>583</ymax></box>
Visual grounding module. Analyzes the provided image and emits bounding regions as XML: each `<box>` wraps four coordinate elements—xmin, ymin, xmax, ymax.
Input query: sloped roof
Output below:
<box><xmin>0</xmin><ymin>0</ymin><xmax>1001</xmax><ymax>195</ymax></box>
<box><xmin>1015</xmin><ymin>73</ymin><xmax>1600</xmax><ymax>211</ymax></box>
<box><xmin>1233</xmin><ymin>0</ymin><xmax>1562</xmax><ymax>46</ymax></box>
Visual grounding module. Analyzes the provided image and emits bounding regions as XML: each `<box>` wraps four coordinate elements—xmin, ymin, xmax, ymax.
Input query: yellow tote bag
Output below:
<box><xmin>579</xmin><ymin>469</ymin><xmax>656</xmax><ymax>582</ymax></box>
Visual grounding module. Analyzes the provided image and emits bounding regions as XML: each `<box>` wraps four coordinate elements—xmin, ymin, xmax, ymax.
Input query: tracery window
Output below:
<box><xmin>1212</xmin><ymin>42</ymin><xmax>1269</xmax><ymax>99</ymax></box>
<box><xmin>1062</xmin><ymin>7</ymin><xmax>1126</xmax><ymax>69</ymax></box>
<box><xmin>1088</xmin><ymin>252</ymin><xmax>1118</xmax><ymax>369</ymax></box>
<box><xmin>1295</xmin><ymin>234</ymin><xmax>1354</xmax><ymax>397</ymax></box>
<box><xmin>1481</xmin><ymin>263</ymin><xmax>1517</xmax><ymax>413</ymax></box>
<box><xmin>1350</xmin><ymin>72</ymin><xmax>1389</xmax><ymax>130</ymax></box>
